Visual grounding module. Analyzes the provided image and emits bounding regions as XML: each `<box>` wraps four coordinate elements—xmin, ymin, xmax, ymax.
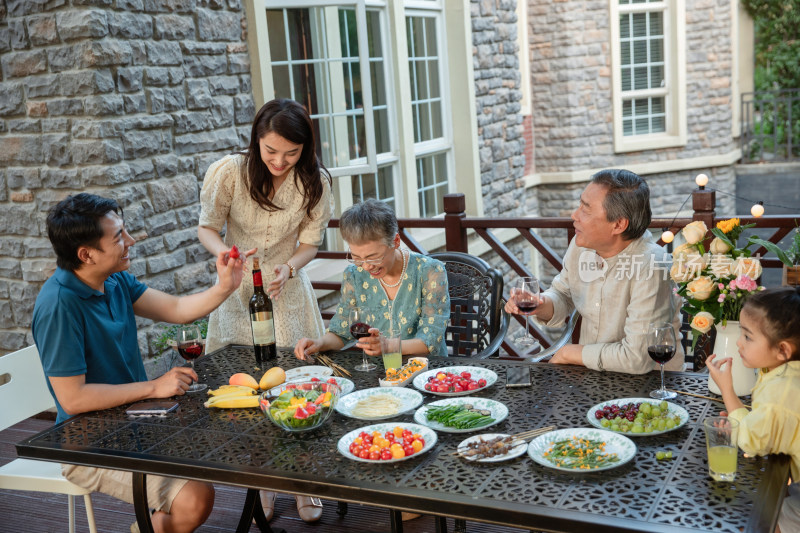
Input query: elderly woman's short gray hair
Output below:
<box><xmin>339</xmin><ymin>199</ymin><xmax>398</xmax><ymax>246</ymax></box>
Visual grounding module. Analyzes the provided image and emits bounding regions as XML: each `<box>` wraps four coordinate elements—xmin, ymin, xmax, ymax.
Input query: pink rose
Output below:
<box><xmin>733</xmin><ymin>275</ymin><xmax>757</xmax><ymax>292</ymax></box>
<box><xmin>717</xmin><ymin>294</ymin><xmax>725</xmax><ymax>303</ymax></box>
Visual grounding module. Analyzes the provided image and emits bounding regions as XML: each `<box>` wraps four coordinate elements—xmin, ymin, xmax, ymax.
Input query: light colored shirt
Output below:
<box><xmin>729</xmin><ymin>361</ymin><xmax>800</xmax><ymax>481</ymax></box>
<box><xmin>328</xmin><ymin>252</ymin><xmax>450</xmax><ymax>357</ymax></box>
<box><xmin>541</xmin><ymin>230</ymin><xmax>684</xmax><ymax>374</ymax></box>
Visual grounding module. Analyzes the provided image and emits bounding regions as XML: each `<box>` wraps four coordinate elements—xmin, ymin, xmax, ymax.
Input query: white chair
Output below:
<box><xmin>0</xmin><ymin>345</ymin><xmax>98</xmax><ymax>533</ymax></box>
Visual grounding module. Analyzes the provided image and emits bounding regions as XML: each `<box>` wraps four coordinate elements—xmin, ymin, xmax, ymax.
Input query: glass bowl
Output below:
<box><xmin>260</xmin><ymin>380</ymin><xmax>341</xmax><ymax>432</ymax></box>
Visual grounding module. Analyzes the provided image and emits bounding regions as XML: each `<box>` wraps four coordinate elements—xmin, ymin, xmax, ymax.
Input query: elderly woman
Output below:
<box><xmin>295</xmin><ymin>199</ymin><xmax>450</xmax><ymax>360</ymax></box>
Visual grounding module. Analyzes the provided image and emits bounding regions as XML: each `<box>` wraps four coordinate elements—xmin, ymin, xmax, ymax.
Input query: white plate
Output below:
<box><xmin>413</xmin><ymin>397</ymin><xmax>508</xmax><ymax>433</ymax></box>
<box><xmin>338</xmin><ymin>422</ymin><xmax>438</xmax><ymax>463</ymax></box>
<box><xmin>412</xmin><ymin>366</ymin><xmax>498</xmax><ymax>396</ymax></box>
<box><xmin>586</xmin><ymin>397</ymin><xmax>689</xmax><ymax>436</ymax></box>
<box><xmin>456</xmin><ymin>433</ymin><xmax>528</xmax><ymax>463</ymax></box>
<box><xmin>335</xmin><ymin>387</ymin><xmax>423</xmax><ymax>420</ymax></box>
<box><xmin>285</xmin><ymin>366</ymin><xmax>333</xmax><ymax>381</ymax></box>
<box><xmin>527</xmin><ymin>428</ymin><xmax>636</xmax><ymax>473</ymax></box>
<box><xmin>379</xmin><ymin>357</ymin><xmax>429</xmax><ymax>388</ymax></box>
<box><xmin>271</xmin><ymin>375</ymin><xmax>354</xmax><ymax>397</ymax></box>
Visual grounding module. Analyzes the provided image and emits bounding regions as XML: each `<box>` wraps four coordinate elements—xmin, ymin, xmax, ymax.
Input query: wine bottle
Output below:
<box><xmin>249</xmin><ymin>257</ymin><xmax>277</xmax><ymax>366</ymax></box>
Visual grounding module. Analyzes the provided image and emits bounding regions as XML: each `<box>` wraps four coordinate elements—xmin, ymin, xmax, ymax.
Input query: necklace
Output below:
<box><xmin>380</xmin><ymin>249</ymin><xmax>408</xmax><ymax>289</ymax></box>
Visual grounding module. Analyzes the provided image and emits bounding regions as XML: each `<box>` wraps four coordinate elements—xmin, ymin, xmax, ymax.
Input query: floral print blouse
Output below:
<box><xmin>328</xmin><ymin>251</ymin><xmax>450</xmax><ymax>357</ymax></box>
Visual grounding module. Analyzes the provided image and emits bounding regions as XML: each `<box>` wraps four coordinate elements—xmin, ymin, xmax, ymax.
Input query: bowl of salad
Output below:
<box><xmin>260</xmin><ymin>380</ymin><xmax>341</xmax><ymax>432</ymax></box>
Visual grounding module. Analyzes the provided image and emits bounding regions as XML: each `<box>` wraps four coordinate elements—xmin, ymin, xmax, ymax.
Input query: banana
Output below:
<box><xmin>205</xmin><ymin>390</ymin><xmax>258</xmax><ymax>404</ymax></box>
<box><xmin>207</xmin><ymin>385</ymin><xmax>257</xmax><ymax>397</ymax></box>
<box><xmin>203</xmin><ymin>395</ymin><xmax>260</xmax><ymax>409</ymax></box>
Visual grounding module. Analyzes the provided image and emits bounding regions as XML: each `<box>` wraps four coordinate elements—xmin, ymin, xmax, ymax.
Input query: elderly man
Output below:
<box><xmin>507</xmin><ymin>169</ymin><xmax>684</xmax><ymax>374</ymax></box>
<box><xmin>32</xmin><ymin>193</ymin><xmax>247</xmax><ymax>533</ymax></box>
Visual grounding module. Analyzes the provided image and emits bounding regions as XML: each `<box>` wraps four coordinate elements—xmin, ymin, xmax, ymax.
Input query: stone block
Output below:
<box><xmin>0</xmin><ymin>171</ymin><xmax>5</xmax><ymax>202</ymax></box>
<box><xmin>20</xmin><ymin>260</ymin><xmax>54</xmax><ymax>283</ymax></box>
<box><xmin>163</xmin><ymin>228</ymin><xmax>196</xmax><ymax>251</ymax></box>
<box><xmin>175</xmin><ymin>205</ymin><xmax>200</xmax><ymax>228</ymax></box>
<box><xmin>59</xmin><ymin>69</ymin><xmax>117</xmax><ymax>95</ymax></box>
<box><xmin>1</xmin><ymin>50</ymin><xmax>47</xmax><ymax>78</ymax></box>
<box><xmin>144</xmin><ymin>66</ymin><xmax>170</xmax><ymax>86</ymax></box>
<box><xmin>196</xmin><ymin>0</ymin><xmax>223</xmax><ymax>8</ymax></box>
<box><xmin>0</xmin><ymin>280</ymin><xmax>8</xmax><ymax>299</ymax></box>
<box><xmin>162</xmin><ymin>87</ymin><xmax>186</xmax><ymax>112</ymax></box>
<box><xmin>72</xmin><ymin>0</ymin><xmax>113</xmax><ymax>6</ymax></box>
<box><xmin>9</xmin><ymin>19</ymin><xmax>29</xmax><ymax>49</ymax></box>
<box><xmin>0</xmin><ymin>136</ymin><xmax>42</xmax><ymax>165</ymax></box>
<box><xmin>143</xmin><ymin>0</ymin><xmax>194</xmax><ymax>12</ymax></box>
<box><xmin>121</xmin><ymin>115</ymin><xmax>173</xmax><ymax>130</ymax></box>
<box><xmin>209</xmin><ymin>76</ymin><xmax>239</xmax><ymax>95</ymax></box>
<box><xmin>209</xmin><ymin>96</ymin><xmax>233</xmax><ymax>127</ymax></box>
<box><xmin>147</xmin><ymin>87</ymin><xmax>165</xmax><ymax>113</ymax></box>
<box><xmin>124</xmin><ymin>93</ymin><xmax>147</xmax><ymax>113</ymax></box>
<box><xmin>185</xmin><ymin>242</ymin><xmax>212</xmax><ymax>264</ymax></box>
<box><xmin>109</xmin><ymin>12</ymin><xmax>153</xmax><ymax>40</ymax></box>
<box><xmin>153</xmin><ymin>154</ymin><xmax>179</xmax><ymax>177</ymax></box>
<box><xmin>25</xmin><ymin>74</ymin><xmax>59</xmax><ymax>98</ymax></box>
<box><xmin>48</xmin><ymin>98</ymin><xmax>84</xmax><ymax>116</ymax></box>
<box><xmin>239</xmin><ymin>75</ymin><xmax>251</xmax><ymax>94</ymax></box>
<box><xmin>175</xmin><ymin>128</ymin><xmax>237</xmax><ymax>156</ymax></box>
<box><xmin>154</xmin><ymin>15</ymin><xmax>195</xmax><ymax>40</ymax></box>
<box><xmin>57</xmin><ymin>9</ymin><xmax>109</xmax><ymax>41</ymax></box>
<box><xmin>128</xmin><ymin>259</ymin><xmax>146</xmax><ymax>277</ymax></box>
<box><xmin>0</xmin><ymin>331</ymin><xmax>27</xmax><ymax>352</ymax></box>
<box><xmin>84</xmin><ymin>94</ymin><xmax>125</xmax><ymax>115</ymax></box>
<box><xmin>145</xmin><ymin>41</ymin><xmax>182</xmax><ymax>66</ymax></box>
<box><xmin>7</xmin><ymin>167</ymin><xmax>41</xmax><ymax>188</ymax></box>
<box><xmin>233</xmin><ymin>93</ymin><xmax>254</xmax><ymax>125</ymax></box>
<box><xmin>46</xmin><ymin>44</ymin><xmax>81</xmax><ymax>72</ymax></box>
<box><xmin>82</xmin><ymin>163</ymin><xmax>133</xmax><ymax>186</ymax></box>
<box><xmin>42</xmin><ymin>133</ymin><xmax>72</xmax><ymax>166</ymax></box>
<box><xmin>197</xmin><ymin>8</ymin><xmax>240</xmax><ymax>41</ymax></box>
<box><xmin>71</xmin><ymin>119</ymin><xmax>123</xmax><ymax>138</ymax></box>
<box><xmin>117</xmin><ymin>66</ymin><xmax>144</xmax><ymax>92</ymax></box>
<box><xmin>175</xmin><ymin>262</ymin><xmax>212</xmax><ymax>292</ymax></box>
<box><xmin>0</xmin><ymin>28</ymin><xmax>9</xmax><ymax>54</ymax></box>
<box><xmin>168</xmin><ymin>67</ymin><xmax>184</xmax><ymax>85</ymax></box>
<box><xmin>186</xmin><ymin>79</ymin><xmax>211</xmax><ymax>109</ymax></box>
<box><xmin>228</xmin><ymin>53</ymin><xmax>249</xmax><ymax>74</ymax></box>
<box><xmin>71</xmin><ymin>139</ymin><xmax>124</xmax><ymax>165</ymax></box>
<box><xmin>0</xmin><ymin>206</ymin><xmax>39</xmax><ymax>236</ymax></box>
<box><xmin>147</xmin><ymin>249</ymin><xmax>186</xmax><ymax>274</ymax></box>
<box><xmin>145</xmin><ymin>210</ymin><xmax>177</xmax><ymax>236</ymax></box>
<box><xmin>181</xmin><ymin>41</ymin><xmax>226</xmax><ymax>55</ymax></box>
<box><xmin>8</xmin><ymin>119</ymin><xmax>40</xmax><ymax>133</ymax></box>
<box><xmin>172</xmin><ymin>110</ymin><xmax>211</xmax><ymax>134</ymax></box>
<box><xmin>136</xmin><ymin>235</ymin><xmax>165</xmax><ymax>256</ymax></box>
<box><xmin>130</xmin><ymin>41</ymin><xmax>147</xmax><ymax>65</ymax></box>
<box><xmin>83</xmin><ymin>40</ymin><xmax>134</xmax><ymax>68</ymax></box>
<box><xmin>0</xmin><ymin>301</ymin><xmax>12</xmax><ymax>328</ymax></box>
<box><xmin>0</xmin><ymin>238</ymin><xmax>24</xmax><ymax>257</ymax></box>
<box><xmin>147</xmin><ymin>174</ymin><xmax>198</xmax><ymax>213</ymax></box>
<box><xmin>27</xmin><ymin>15</ymin><xmax>59</xmax><ymax>46</ymax></box>
<box><xmin>0</xmin><ymin>258</ymin><xmax>22</xmax><ymax>279</ymax></box>
<box><xmin>41</xmin><ymin>167</ymin><xmax>79</xmax><ymax>189</ymax></box>
<box><xmin>182</xmin><ymin>54</ymin><xmax>226</xmax><ymax>77</ymax></box>
<box><xmin>123</xmin><ymin>129</ymin><xmax>169</xmax><ymax>159</ymax></box>
<box><xmin>41</xmin><ymin>118</ymin><xmax>69</xmax><ymax>132</ymax></box>
<box><xmin>0</xmin><ymin>82</ymin><xmax>25</xmax><ymax>116</ymax></box>
<box><xmin>116</xmin><ymin>0</ymin><xmax>143</xmax><ymax>10</ymax></box>
<box><xmin>129</xmin><ymin>158</ymin><xmax>155</xmax><ymax>180</ymax></box>
<box><xmin>145</xmin><ymin>271</ymin><xmax>176</xmax><ymax>294</ymax></box>
<box><xmin>11</xmin><ymin>191</ymin><xmax>34</xmax><ymax>202</ymax></box>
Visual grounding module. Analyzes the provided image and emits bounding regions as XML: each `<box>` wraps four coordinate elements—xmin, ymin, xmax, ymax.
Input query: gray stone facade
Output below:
<box><xmin>0</xmin><ymin>1</ymin><xmax>255</xmax><ymax>354</ymax></box>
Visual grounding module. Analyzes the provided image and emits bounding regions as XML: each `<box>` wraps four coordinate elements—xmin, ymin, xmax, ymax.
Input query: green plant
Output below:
<box><xmin>785</xmin><ymin>225</ymin><xmax>800</xmax><ymax>265</ymax></box>
<box><xmin>153</xmin><ymin>318</ymin><xmax>209</xmax><ymax>355</ymax></box>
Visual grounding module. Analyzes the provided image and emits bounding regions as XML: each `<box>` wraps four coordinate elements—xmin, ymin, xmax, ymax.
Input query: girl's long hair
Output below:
<box><xmin>242</xmin><ymin>99</ymin><xmax>331</xmax><ymax>216</ymax></box>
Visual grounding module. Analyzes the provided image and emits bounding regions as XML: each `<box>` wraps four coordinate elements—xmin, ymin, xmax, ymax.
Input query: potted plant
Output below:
<box><xmin>782</xmin><ymin>225</ymin><xmax>800</xmax><ymax>286</ymax></box>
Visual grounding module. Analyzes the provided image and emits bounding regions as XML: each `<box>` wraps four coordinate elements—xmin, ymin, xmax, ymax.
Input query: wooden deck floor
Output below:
<box><xmin>1</xmin><ymin>417</ymin><xmax>528</xmax><ymax>533</ymax></box>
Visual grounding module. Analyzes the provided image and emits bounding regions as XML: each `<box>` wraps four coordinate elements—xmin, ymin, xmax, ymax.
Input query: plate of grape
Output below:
<box><xmin>527</xmin><ymin>428</ymin><xmax>636</xmax><ymax>473</ymax></box>
<box><xmin>412</xmin><ymin>366</ymin><xmax>497</xmax><ymax>396</ymax></box>
<box><xmin>587</xmin><ymin>398</ymin><xmax>689</xmax><ymax>436</ymax></box>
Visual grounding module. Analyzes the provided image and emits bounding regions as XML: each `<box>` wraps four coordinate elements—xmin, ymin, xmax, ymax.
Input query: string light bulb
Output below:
<box><xmin>695</xmin><ymin>173</ymin><xmax>709</xmax><ymax>188</ymax></box>
<box><xmin>662</xmin><ymin>230</ymin><xmax>675</xmax><ymax>244</ymax></box>
<box><xmin>751</xmin><ymin>201</ymin><xmax>765</xmax><ymax>218</ymax></box>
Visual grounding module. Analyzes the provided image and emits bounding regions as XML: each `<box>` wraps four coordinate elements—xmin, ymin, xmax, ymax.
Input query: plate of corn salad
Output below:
<box><xmin>527</xmin><ymin>428</ymin><xmax>636</xmax><ymax>472</ymax></box>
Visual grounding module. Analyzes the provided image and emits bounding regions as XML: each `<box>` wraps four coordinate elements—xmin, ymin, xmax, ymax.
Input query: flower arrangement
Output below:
<box><xmin>671</xmin><ymin>218</ymin><xmax>785</xmax><ymax>346</ymax></box>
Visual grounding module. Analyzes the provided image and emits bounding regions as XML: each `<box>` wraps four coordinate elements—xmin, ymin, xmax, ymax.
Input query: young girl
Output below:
<box><xmin>707</xmin><ymin>286</ymin><xmax>800</xmax><ymax>533</ymax></box>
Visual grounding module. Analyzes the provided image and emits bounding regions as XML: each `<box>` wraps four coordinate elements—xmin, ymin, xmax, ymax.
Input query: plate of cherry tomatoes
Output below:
<box><xmin>337</xmin><ymin>423</ymin><xmax>438</xmax><ymax>463</ymax></box>
<box><xmin>412</xmin><ymin>366</ymin><xmax>497</xmax><ymax>396</ymax></box>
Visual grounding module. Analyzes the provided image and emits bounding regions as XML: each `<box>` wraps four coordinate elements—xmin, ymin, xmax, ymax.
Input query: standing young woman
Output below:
<box><xmin>197</xmin><ymin>98</ymin><xmax>333</xmax><ymax>522</ymax></box>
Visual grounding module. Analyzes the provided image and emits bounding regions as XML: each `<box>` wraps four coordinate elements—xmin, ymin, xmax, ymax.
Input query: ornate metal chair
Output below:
<box><xmin>430</xmin><ymin>251</ymin><xmax>510</xmax><ymax>359</ymax></box>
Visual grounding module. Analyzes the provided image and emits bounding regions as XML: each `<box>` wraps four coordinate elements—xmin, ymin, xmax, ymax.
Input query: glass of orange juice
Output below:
<box><xmin>703</xmin><ymin>416</ymin><xmax>739</xmax><ymax>482</ymax></box>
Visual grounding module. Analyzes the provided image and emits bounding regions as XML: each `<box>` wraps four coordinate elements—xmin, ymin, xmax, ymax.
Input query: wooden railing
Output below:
<box><xmin>312</xmin><ymin>189</ymin><xmax>798</xmax><ymax>359</ymax></box>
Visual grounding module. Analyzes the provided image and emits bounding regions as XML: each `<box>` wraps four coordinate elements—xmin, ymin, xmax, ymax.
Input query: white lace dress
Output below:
<box><xmin>199</xmin><ymin>154</ymin><xmax>334</xmax><ymax>353</ymax></box>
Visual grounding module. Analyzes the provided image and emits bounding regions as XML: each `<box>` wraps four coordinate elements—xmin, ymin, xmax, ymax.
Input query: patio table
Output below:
<box><xmin>16</xmin><ymin>345</ymin><xmax>790</xmax><ymax>533</ymax></box>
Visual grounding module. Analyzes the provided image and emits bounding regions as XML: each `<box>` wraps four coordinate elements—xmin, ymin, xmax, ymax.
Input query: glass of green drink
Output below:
<box><xmin>703</xmin><ymin>416</ymin><xmax>739</xmax><ymax>482</ymax></box>
<box><xmin>380</xmin><ymin>335</ymin><xmax>402</xmax><ymax>372</ymax></box>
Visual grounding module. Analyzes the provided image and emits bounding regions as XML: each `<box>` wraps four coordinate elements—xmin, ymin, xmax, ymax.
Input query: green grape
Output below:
<box><xmin>659</xmin><ymin>401</ymin><xmax>668</xmax><ymax>410</ymax></box>
<box><xmin>665</xmin><ymin>451</ymin><xmax>673</xmax><ymax>459</ymax></box>
<box><xmin>656</xmin><ymin>451</ymin><xmax>666</xmax><ymax>460</ymax></box>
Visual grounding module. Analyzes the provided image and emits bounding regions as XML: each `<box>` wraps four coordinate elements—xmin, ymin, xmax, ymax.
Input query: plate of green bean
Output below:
<box><xmin>413</xmin><ymin>397</ymin><xmax>508</xmax><ymax>433</ymax></box>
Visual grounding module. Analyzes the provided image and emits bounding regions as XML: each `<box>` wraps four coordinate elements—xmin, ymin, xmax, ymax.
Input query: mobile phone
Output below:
<box><xmin>506</xmin><ymin>367</ymin><xmax>532</xmax><ymax>388</ymax></box>
<box><xmin>125</xmin><ymin>400</ymin><xmax>179</xmax><ymax>416</ymax></box>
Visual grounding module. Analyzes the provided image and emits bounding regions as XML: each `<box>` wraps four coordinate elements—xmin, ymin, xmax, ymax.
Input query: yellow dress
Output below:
<box><xmin>199</xmin><ymin>154</ymin><xmax>334</xmax><ymax>353</ymax></box>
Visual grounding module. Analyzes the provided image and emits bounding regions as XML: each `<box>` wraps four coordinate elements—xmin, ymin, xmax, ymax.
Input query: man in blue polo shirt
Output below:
<box><xmin>32</xmin><ymin>193</ymin><xmax>248</xmax><ymax>533</ymax></box>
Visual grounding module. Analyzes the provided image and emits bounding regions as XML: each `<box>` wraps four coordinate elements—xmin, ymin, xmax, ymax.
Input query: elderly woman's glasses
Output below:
<box><xmin>346</xmin><ymin>249</ymin><xmax>388</xmax><ymax>266</ymax></box>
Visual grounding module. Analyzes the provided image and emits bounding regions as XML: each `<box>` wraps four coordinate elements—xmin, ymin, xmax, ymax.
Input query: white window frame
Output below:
<box><xmin>610</xmin><ymin>0</ymin><xmax>687</xmax><ymax>153</ymax></box>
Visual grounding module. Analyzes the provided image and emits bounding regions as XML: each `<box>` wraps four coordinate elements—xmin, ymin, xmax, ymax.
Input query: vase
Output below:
<box><xmin>707</xmin><ymin>321</ymin><xmax>757</xmax><ymax>397</ymax></box>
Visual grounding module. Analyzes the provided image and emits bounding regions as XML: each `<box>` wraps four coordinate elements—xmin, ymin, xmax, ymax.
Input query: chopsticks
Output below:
<box><xmin>451</xmin><ymin>425</ymin><xmax>555</xmax><ymax>457</ymax></box>
<box><xmin>317</xmin><ymin>354</ymin><xmax>352</xmax><ymax>377</ymax></box>
<box><xmin>667</xmin><ymin>389</ymin><xmax>750</xmax><ymax>409</ymax></box>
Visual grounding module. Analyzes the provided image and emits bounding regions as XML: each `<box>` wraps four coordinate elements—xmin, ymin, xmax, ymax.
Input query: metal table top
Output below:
<box><xmin>17</xmin><ymin>345</ymin><xmax>790</xmax><ymax>533</ymax></box>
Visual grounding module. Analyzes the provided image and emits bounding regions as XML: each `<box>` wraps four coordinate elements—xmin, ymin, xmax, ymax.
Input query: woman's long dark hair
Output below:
<box><xmin>242</xmin><ymin>99</ymin><xmax>331</xmax><ymax>216</ymax></box>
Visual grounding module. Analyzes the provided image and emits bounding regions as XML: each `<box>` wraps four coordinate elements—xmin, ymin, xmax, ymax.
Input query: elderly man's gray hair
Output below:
<box><xmin>591</xmin><ymin>169</ymin><xmax>652</xmax><ymax>240</ymax></box>
<box><xmin>339</xmin><ymin>198</ymin><xmax>398</xmax><ymax>246</ymax></box>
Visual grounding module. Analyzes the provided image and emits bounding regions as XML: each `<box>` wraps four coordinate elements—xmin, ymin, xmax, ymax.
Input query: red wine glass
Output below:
<box><xmin>648</xmin><ymin>322</ymin><xmax>677</xmax><ymax>400</ymax></box>
<box><xmin>514</xmin><ymin>277</ymin><xmax>540</xmax><ymax>349</ymax></box>
<box><xmin>349</xmin><ymin>308</ymin><xmax>376</xmax><ymax>372</ymax></box>
<box><xmin>176</xmin><ymin>325</ymin><xmax>206</xmax><ymax>392</ymax></box>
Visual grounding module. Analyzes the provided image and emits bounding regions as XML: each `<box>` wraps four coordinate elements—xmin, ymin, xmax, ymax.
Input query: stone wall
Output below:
<box><xmin>0</xmin><ymin>0</ymin><xmax>255</xmax><ymax>355</ymax></box>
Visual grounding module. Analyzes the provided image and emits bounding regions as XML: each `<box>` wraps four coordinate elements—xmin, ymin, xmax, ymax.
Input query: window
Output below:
<box><xmin>611</xmin><ymin>0</ymin><xmax>686</xmax><ymax>152</ymax></box>
<box><xmin>247</xmin><ymin>0</ymin><xmax>480</xmax><ymax>219</ymax></box>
